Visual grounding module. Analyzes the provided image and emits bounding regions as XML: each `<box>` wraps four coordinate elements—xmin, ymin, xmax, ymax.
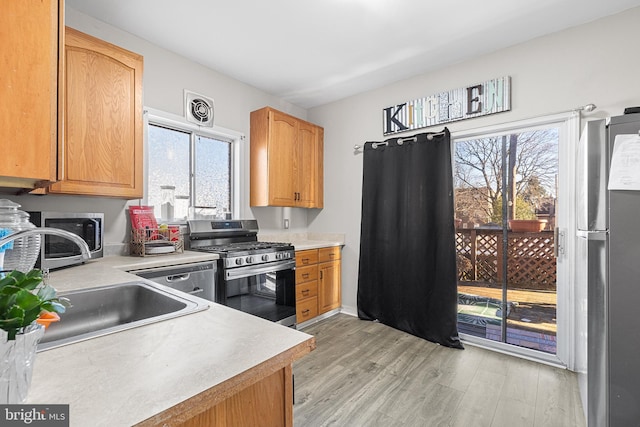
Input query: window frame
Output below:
<box><xmin>451</xmin><ymin>111</ymin><xmax>580</xmax><ymax>369</ymax></box>
<box><xmin>143</xmin><ymin>107</ymin><xmax>244</xmax><ymax>221</ymax></box>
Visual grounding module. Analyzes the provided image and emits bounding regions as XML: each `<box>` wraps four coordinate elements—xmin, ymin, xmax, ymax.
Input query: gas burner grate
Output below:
<box><xmin>196</xmin><ymin>241</ymin><xmax>292</xmax><ymax>253</ymax></box>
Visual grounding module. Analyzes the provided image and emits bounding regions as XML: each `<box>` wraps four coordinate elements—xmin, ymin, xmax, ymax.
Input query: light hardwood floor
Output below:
<box><xmin>293</xmin><ymin>314</ymin><xmax>585</xmax><ymax>427</ymax></box>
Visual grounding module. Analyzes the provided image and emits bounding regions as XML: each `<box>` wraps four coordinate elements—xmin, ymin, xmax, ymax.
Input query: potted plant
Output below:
<box><xmin>508</xmin><ymin>218</ymin><xmax>548</xmax><ymax>232</ymax></box>
<box><xmin>0</xmin><ymin>269</ymin><xmax>67</xmax><ymax>403</ymax></box>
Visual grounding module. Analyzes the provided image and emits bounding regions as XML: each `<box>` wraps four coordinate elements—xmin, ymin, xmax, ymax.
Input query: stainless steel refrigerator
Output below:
<box><xmin>576</xmin><ymin>112</ymin><xmax>640</xmax><ymax>427</ymax></box>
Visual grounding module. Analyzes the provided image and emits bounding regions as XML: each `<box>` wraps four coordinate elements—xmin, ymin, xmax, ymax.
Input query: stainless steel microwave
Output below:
<box><xmin>28</xmin><ymin>211</ymin><xmax>104</xmax><ymax>270</ymax></box>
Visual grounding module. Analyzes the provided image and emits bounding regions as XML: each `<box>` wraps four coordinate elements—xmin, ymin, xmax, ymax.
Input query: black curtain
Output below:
<box><xmin>357</xmin><ymin>129</ymin><xmax>463</xmax><ymax>349</ymax></box>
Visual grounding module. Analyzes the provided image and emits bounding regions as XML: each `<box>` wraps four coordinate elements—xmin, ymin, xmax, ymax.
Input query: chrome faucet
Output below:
<box><xmin>0</xmin><ymin>227</ymin><xmax>92</xmax><ymax>261</ymax></box>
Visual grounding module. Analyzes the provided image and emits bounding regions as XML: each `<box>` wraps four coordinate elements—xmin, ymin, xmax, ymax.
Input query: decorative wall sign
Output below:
<box><xmin>382</xmin><ymin>76</ymin><xmax>511</xmax><ymax>135</ymax></box>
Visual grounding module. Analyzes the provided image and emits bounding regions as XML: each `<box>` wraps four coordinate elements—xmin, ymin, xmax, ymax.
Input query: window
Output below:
<box><xmin>145</xmin><ymin>109</ymin><xmax>242</xmax><ymax>221</ymax></box>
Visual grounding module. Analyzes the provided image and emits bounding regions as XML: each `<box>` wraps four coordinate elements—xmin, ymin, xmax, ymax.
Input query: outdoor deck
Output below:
<box><xmin>457</xmin><ymin>283</ymin><xmax>557</xmax><ymax>353</ymax></box>
<box><xmin>456</xmin><ymin>228</ymin><xmax>558</xmax><ymax>353</ymax></box>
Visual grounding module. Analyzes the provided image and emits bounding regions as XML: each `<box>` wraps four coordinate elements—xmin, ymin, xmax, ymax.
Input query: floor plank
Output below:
<box><xmin>294</xmin><ymin>314</ymin><xmax>585</xmax><ymax>427</ymax></box>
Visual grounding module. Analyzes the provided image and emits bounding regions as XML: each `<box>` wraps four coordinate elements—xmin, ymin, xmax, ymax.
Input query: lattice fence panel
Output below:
<box><xmin>456</xmin><ymin>229</ymin><xmax>556</xmax><ymax>290</ymax></box>
<box><xmin>455</xmin><ymin>231</ymin><xmax>473</xmax><ymax>281</ymax></box>
<box><xmin>476</xmin><ymin>233</ymin><xmax>499</xmax><ymax>282</ymax></box>
<box><xmin>507</xmin><ymin>233</ymin><xmax>556</xmax><ymax>290</ymax></box>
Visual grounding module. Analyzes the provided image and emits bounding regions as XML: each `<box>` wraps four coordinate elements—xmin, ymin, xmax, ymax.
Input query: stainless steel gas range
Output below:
<box><xmin>187</xmin><ymin>219</ymin><xmax>296</xmax><ymax>327</ymax></box>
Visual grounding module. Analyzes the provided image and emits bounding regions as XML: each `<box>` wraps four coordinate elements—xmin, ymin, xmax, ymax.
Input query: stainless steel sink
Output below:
<box><xmin>38</xmin><ymin>281</ymin><xmax>210</xmax><ymax>351</ymax></box>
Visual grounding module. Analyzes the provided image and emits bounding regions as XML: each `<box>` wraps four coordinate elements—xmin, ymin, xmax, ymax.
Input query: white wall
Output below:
<box><xmin>306</xmin><ymin>6</ymin><xmax>640</xmax><ymax>414</ymax></box>
<box><xmin>11</xmin><ymin>7</ymin><xmax>310</xmax><ymax>248</ymax></box>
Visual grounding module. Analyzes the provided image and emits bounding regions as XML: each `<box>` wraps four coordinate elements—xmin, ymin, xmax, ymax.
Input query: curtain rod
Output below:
<box><xmin>353</xmin><ymin>130</ymin><xmax>446</xmax><ymax>152</ymax></box>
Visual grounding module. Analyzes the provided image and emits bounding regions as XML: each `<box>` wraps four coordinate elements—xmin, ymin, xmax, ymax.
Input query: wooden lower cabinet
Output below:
<box><xmin>318</xmin><ymin>259</ymin><xmax>341</xmax><ymax>314</ymax></box>
<box><xmin>135</xmin><ymin>336</ymin><xmax>316</xmax><ymax>427</ymax></box>
<box><xmin>181</xmin><ymin>366</ymin><xmax>293</xmax><ymax>427</ymax></box>
<box><xmin>295</xmin><ymin>246</ymin><xmax>341</xmax><ymax>322</ymax></box>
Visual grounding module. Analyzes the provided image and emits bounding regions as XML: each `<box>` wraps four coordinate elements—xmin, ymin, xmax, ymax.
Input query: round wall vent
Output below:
<box><xmin>184</xmin><ymin>90</ymin><xmax>214</xmax><ymax>127</ymax></box>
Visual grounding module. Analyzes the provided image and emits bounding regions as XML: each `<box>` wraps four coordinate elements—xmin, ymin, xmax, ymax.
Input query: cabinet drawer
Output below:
<box><xmin>319</xmin><ymin>246</ymin><xmax>341</xmax><ymax>262</ymax></box>
<box><xmin>296</xmin><ymin>249</ymin><xmax>318</xmax><ymax>266</ymax></box>
<box><xmin>296</xmin><ymin>297</ymin><xmax>318</xmax><ymax>322</ymax></box>
<box><xmin>296</xmin><ymin>280</ymin><xmax>318</xmax><ymax>301</ymax></box>
<box><xmin>296</xmin><ymin>265</ymin><xmax>318</xmax><ymax>283</ymax></box>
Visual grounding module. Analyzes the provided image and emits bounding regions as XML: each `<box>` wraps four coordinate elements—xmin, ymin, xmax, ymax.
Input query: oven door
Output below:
<box><xmin>223</xmin><ymin>259</ymin><xmax>296</xmax><ymax>326</ymax></box>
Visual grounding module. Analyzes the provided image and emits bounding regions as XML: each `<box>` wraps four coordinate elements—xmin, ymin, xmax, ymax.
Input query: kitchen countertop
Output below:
<box><xmin>258</xmin><ymin>232</ymin><xmax>345</xmax><ymax>251</ymax></box>
<box><xmin>25</xmin><ymin>252</ymin><xmax>315</xmax><ymax>426</ymax></box>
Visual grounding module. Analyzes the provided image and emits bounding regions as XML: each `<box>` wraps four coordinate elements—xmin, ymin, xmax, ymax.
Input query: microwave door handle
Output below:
<box><xmin>89</xmin><ymin>218</ymin><xmax>101</xmax><ymax>249</ymax></box>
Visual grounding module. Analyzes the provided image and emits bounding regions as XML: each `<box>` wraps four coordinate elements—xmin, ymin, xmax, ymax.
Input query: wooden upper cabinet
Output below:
<box><xmin>297</xmin><ymin>121</ymin><xmax>320</xmax><ymax>208</ymax></box>
<box><xmin>48</xmin><ymin>27</ymin><xmax>144</xmax><ymax>198</ymax></box>
<box><xmin>0</xmin><ymin>0</ymin><xmax>61</xmax><ymax>189</ymax></box>
<box><xmin>267</xmin><ymin>110</ymin><xmax>298</xmax><ymax>206</ymax></box>
<box><xmin>250</xmin><ymin>107</ymin><xmax>323</xmax><ymax>208</ymax></box>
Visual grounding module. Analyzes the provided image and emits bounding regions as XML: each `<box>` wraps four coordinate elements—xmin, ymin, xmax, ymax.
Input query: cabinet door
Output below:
<box><xmin>297</xmin><ymin>122</ymin><xmax>322</xmax><ymax>208</ymax></box>
<box><xmin>0</xmin><ymin>0</ymin><xmax>59</xmax><ymax>188</ymax></box>
<box><xmin>318</xmin><ymin>260</ymin><xmax>341</xmax><ymax>314</ymax></box>
<box><xmin>267</xmin><ymin>110</ymin><xmax>298</xmax><ymax>206</ymax></box>
<box><xmin>49</xmin><ymin>27</ymin><xmax>143</xmax><ymax>198</ymax></box>
<box><xmin>315</xmin><ymin>127</ymin><xmax>324</xmax><ymax>208</ymax></box>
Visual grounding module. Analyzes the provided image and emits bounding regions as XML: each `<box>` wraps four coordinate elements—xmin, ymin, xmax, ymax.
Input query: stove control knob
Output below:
<box><xmin>275</xmin><ymin>253</ymin><xmax>282</xmax><ymax>260</ymax></box>
<box><xmin>262</xmin><ymin>254</ymin><xmax>269</xmax><ymax>261</ymax></box>
<box><xmin>235</xmin><ymin>258</ymin><xmax>243</xmax><ymax>266</ymax></box>
<box><xmin>246</xmin><ymin>256</ymin><xmax>254</xmax><ymax>264</ymax></box>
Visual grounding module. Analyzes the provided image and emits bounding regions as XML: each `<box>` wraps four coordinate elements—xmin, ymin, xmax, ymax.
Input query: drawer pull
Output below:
<box><xmin>302</xmin><ymin>289</ymin><xmax>309</xmax><ymax>296</ymax></box>
<box><xmin>302</xmin><ymin>273</ymin><xmax>310</xmax><ymax>279</ymax></box>
<box><xmin>329</xmin><ymin>253</ymin><xmax>335</xmax><ymax>258</ymax></box>
<box><xmin>302</xmin><ymin>309</ymin><xmax>310</xmax><ymax>315</ymax></box>
<box><xmin>302</xmin><ymin>258</ymin><xmax>309</xmax><ymax>264</ymax></box>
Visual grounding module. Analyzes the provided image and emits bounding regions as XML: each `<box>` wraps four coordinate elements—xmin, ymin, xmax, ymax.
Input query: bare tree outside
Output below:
<box><xmin>454</xmin><ymin>128</ymin><xmax>559</xmax><ymax>226</ymax></box>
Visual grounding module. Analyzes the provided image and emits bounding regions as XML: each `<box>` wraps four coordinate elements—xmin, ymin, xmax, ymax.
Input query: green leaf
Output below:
<box><xmin>0</xmin><ymin>271</ymin><xmax>25</xmax><ymax>289</ymax></box>
<box><xmin>15</xmin><ymin>289</ymin><xmax>40</xmax><ymax>313</ymax></box>
<box><xmin>6</xmin><ymin>305</ymin><xmax>24</xmax><ymax>324</ymax></box>
<box><xmin>37</xmin><ymin>284</ymin><xmax>56</xmax><ymax>301</ymax></box>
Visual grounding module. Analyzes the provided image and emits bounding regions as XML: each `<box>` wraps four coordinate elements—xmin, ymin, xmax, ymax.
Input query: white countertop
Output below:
<box><xmin>26</xmin><ymin>252</ymin><xmax>314</xmax><ymax>426</ymax></box>
<box><xmin>258</xmin><ymin>232</ymin><xmax>345</xmax><ymax>251</ymax></box>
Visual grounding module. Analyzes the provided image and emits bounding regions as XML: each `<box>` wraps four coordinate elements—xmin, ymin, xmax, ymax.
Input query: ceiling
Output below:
<box><xmin>66</xmin><ymin>0</ymin><xmax>640</xmax><ymax>109</ymax></box>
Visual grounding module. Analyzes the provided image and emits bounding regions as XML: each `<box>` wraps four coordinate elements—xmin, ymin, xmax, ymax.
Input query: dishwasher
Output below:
<box><xmin>130</xmin><ymin>261</ymin><xmax>216</xmax><ymax>302</ymax></box>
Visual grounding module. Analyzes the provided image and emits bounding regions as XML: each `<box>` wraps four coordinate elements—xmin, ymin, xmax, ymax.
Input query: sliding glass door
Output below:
<box><xmin>454</xmin><ymin>125</ymin><xmax>560</xmax><ymax>355</ymax></box>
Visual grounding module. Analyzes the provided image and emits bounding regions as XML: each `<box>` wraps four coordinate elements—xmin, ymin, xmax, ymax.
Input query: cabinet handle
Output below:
<box><xmin>302</xmin><ymin>289</ymin><xmax>309</xmax><ymax>296</ymax></box>
<box><xmin>320</xmin><ymin>271</ymin><xmax>323</xmax><ymax>279</ymax></box>
<box><xmin>302</xmin><ymin>258</ymin><xmax>309</xmax><ymax>264</ymax></box>
<box><xmin>329</xmin><ymin>253</ymin><xmax>335</xmax><ymax>258</ymax></box>
<box><xmin>302</xmin><ymin>309</ymin><xmax>310</xmax><ymax>315</ymax></box>
<box><xmin>302</xmin><ymin>273</ymin><xmax>309</xmax><ymax>279</ymax></box>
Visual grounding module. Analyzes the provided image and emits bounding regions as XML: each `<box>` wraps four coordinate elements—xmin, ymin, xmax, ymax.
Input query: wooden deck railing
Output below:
<box><xmin>455</xmin><ymin>228</ymin><xmax>556</xmax><ymax>290</ymax></box>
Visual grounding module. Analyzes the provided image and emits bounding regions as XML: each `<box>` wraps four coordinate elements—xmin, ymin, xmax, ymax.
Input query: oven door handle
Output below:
<box><xmin>225</xmin><ymin>260</ymin><xmax>295</xmax><ymax>280</ymax></box>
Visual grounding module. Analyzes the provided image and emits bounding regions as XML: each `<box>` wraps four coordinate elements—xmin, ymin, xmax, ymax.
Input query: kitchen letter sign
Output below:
<box><xmin>382</xmin><ymin>76</ymin><xmax>511</xmax><ymax>135</ymax></box>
